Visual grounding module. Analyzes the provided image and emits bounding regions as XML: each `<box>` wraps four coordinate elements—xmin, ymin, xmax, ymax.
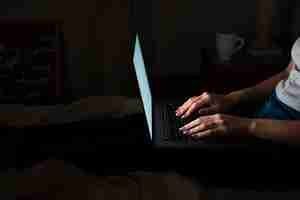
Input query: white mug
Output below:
<box><xmin>216</xmin><ymin>33</ymin><xmax>245</xmax><ymax>62</ymax></box>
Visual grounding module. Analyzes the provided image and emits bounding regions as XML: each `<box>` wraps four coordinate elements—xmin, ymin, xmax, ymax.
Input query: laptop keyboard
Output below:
<box><xmin>162</xmin><ymin>103</ymin><xmax>184</xmax><ymax>141</ymax></box>
<box><xmin>161</xmin><ymin>103</ymin><xmax>202</xmax><ymax>142</ymax></box>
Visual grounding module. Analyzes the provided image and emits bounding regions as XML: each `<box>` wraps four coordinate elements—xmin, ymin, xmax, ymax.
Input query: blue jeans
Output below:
<box><xmin>252</xmin><ymin>89</ymin><xmax>300</xmax><ymax>120</ymax></box>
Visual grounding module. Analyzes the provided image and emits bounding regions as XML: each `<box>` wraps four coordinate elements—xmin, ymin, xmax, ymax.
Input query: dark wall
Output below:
<box><xmin>290</xmin><ymin>1</ymin><xmax>300</xmax><ymax>41</ymax></box>
<box><xmin>0</xmin><ymin>0</ymin><xmax>139</xmax><ymax>98</ymax></box>
<box><xmin>0</xmin><ymin>0</ymin><xmax>297</xmax><ymax>96</ymax></box>
<box><xmin>0</xmin><ymin>0</ymin><xmax>105</xmax><ymax>96</ymax></box>
<box><xmin>155</xmin><ymin>0</ymin><xmax>296</xmax><ymax>76</ymax></box>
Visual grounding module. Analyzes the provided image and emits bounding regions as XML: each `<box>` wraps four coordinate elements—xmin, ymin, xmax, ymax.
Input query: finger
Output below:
<box><xmin>181</xmin><ymin>94</ymin><xmax>211</xmax><ymax>118</ymax></box>
<box><xmin>184</xmin><ymin>119</ymin><xmax>217</xmax><ymax>136</ymax></box>
<box><xmin>176</xmin><ymin>96</ymin><xmax>200</xmax><ymax>116</ymax></box>
<box><xmin>176</xmin><ymin>96</ymin><xmax>195</xmax><ymax>111</ymax></box>
<box><xmin>183</xmin><ymin>114</ymin><xmax>221</xmax><ymax>135</ymax></box>
<box><xmin>179</xmin><ymin>117</ymin><xmax>202</xmax><ymax>132</ymax></box>
<box><xmin>198</xmin><ymin>105</ymin><xmax>219</xmax><ymax>116</ymax></box>
<box><xmin>191</xmin><ymin>128</ymin><xmax>219</xmax><ymax>139</ymax></box>
<box><xmin>180</xmin><ymin>114</ymin><xmax>212</xmax><ymax>129</ymax></box>
<box><xmin>176</xmin><ymin>96</ymin><xmax>198</xmax><ymax>113</ymax></box>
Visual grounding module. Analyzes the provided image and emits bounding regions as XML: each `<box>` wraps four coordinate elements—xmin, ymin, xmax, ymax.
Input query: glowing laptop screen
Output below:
<box><xmin>133</xmin><ymin>35</ymin><xmax>152</xmax><ymax>138</ymax></box>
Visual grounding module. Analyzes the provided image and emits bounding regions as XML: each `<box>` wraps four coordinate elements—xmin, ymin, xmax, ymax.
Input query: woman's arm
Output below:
<box><xmin>226</xmin><ymin>61</ymin><xmax>294</xmax><ymax>106</ymax></box>
<box><xmin>247</xmin><ymin>118</ymin><xmax>300</xmax><ymax>144</ymax></box>
<box><xmin>179</xmin><ymin>113</ymin><xmax>300</xmax><ymax>144</ymax></box>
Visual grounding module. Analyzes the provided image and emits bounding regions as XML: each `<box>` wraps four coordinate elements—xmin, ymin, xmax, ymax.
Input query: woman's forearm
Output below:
<box><xmin>226</xmin><ymin>63</ymin><xmax>292</xmax><ymax>106</ymax></box>
<box><xmin>246</xmin><ymin>118</ymin><xmax>300</xmax><ymax>143</ymax></box>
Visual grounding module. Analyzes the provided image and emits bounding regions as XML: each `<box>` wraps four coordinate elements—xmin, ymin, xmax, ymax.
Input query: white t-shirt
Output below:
<box><xmin>276</xmin><ymin>37</ymin><xmax>300</xmax><ymax>112</ymax></box>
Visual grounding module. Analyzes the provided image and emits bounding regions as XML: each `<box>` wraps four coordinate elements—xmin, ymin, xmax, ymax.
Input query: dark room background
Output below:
<box><xmin>156</xmin><ymin>0</ymin><xmax>298</xmax><ymax>76</ymax></box>
<box><xmin>0</xmin><ymin>0</ymin><xmax>298</xmax><ymax>99</ymax></box>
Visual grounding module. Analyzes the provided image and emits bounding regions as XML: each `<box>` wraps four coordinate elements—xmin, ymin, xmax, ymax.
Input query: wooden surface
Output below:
<box><xmin>16</xmin><ymin>160</ymin><xmax>205</xmax><ymax>200</ymax></box>
<box><xmin>16</xmin><ymin>159</ymin><xmax>300</xmax><ymax>200</ymax></box>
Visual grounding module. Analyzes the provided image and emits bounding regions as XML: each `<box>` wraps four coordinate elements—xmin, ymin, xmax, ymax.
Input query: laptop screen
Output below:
<box><xmin>133</xmin><ymin>35</ymin><xmax>152</xmax><ymax>139</ymax></box>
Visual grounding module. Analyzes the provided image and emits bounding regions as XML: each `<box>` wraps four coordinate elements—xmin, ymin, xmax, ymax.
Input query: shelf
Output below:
<box><xmin>0</xmin><ymin>20</ymin><xmax>64</xmax><ymax>105</ymax></box>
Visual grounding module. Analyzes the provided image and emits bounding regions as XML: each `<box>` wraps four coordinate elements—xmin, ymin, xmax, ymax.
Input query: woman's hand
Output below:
<box><xmin>176</xmin><ymin>92</ymin><xmax>238</xmax><ymax>119</ymax></box>
<box><xmin>179</xmin><ymin>113</ymin><xmax>251</xmax><ymax>139</ymax></box>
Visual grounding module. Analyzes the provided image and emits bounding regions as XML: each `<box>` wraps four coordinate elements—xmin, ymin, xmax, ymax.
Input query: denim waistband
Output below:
<box><xmin>273</xmin><ymin>89</ymin><xmax>300</xmax><ymax>120</ymax></box>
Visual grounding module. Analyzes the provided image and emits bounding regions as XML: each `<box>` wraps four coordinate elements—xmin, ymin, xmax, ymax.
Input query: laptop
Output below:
<box><xmin>132</xmin><ymin>33</ymin><xmax>280</xmax><ymax>150</ymax></box>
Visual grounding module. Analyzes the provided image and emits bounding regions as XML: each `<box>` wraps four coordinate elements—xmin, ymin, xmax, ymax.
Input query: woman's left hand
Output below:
<box><xmin>179</xmin><ymin>114</ymin><xmax>251</xmax><ymax>139</ymax></box>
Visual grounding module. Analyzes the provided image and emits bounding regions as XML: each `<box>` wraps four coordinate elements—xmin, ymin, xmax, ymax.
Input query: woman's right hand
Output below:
<box><xmin>175</xmin><ymin>92</ymin><xmax>238</xmax><ymax>119</ymax></box>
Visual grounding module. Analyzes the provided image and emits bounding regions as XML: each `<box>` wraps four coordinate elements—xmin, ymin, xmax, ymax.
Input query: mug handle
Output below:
<box><xmin>233</xmin><ymin>37</ymin><xmax>245</xmax><ymax>54</ymax></box>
